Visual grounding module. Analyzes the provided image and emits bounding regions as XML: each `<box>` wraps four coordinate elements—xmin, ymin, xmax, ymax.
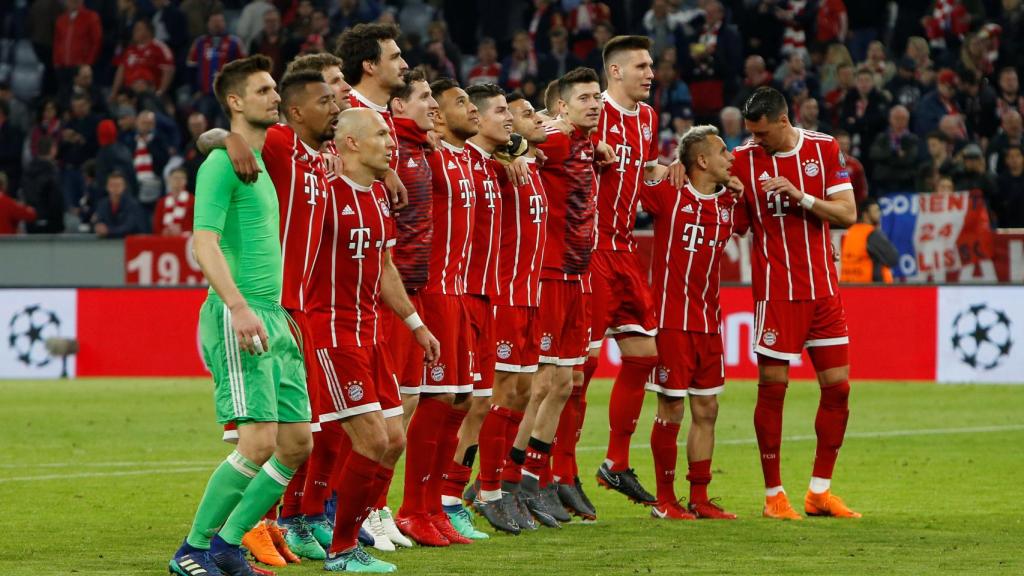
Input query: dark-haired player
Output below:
<box><xmin>733</xmin><ymin>86</ymin><xmax>861</xmax><ymax>520</ymax></box>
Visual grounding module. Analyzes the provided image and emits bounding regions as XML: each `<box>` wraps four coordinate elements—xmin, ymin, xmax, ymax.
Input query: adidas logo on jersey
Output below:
<box><xmin>758</xmin><ymin>171</ymin><xmax>771</xmax><ymax>181</ymax></box>
<box><xmin>581</xmin><ymin>151</ymin><xmax>591</xmax><ymax>161</ymax></box>
<box><xmin>298</xmin><ymin>153</ymin><xmax>309</xmax><ymax>162</ymax></box>
<box><xmin>407</xmin><ymin>157</ymin><xmax>418</xmax><ymax>168</ymax></box>
<box><xmin>474</xmin><ymin>162</ymin><xmax>483</xmax><ymax>171</ymax></box>
<box><xmin>342</xmin><ymin>205</ymin><xmax>355</xmax><ymax>216</ymax></box>
<box><xmin>447</xmin><ymin>160</ymin><xmax>457</xmax><ymax>169</ymax></box>
<box><xmin>682</xmin><ymin>204</ymin><xmax>695</xmax><ymax>214</ymax></box>
<box><xmin>610</xmin><ymin>125</ymin><xmax>620</xmax><ymax>134</ymax></box>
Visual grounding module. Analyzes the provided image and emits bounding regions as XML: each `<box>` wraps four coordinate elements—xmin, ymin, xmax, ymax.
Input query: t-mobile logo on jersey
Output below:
<box><xmin>681</xmin><ymin>222</ymin><xmax>706</xmax><ymax>252</ymax></box>
<box><xmin>481</xmin><ymin>179</ymin><xmax>499</xmax><ymax>209</ymax></box>
<box><xmin>303</xmin><ymin>172</ymin><xmax>326</xmax><ymax>206</ymax></box>
<box><xmin>767</xmin><ymin>191</ymin><xmax>791</xmax><ymax>217</ymax></box>
<box><xmin>348</xmin><ymin>227</ymin><xmax>373</xmax><ymax>259</ymax></box>
<box><xmin>528</xmin><ymin>193</ymin><xmax>545</xmax><ymax>223</ymax></box>
<box><xmin>615</xmin><ymin>143</ymin><xmax>632</xmax><ymax>173</ymax></box>
<box><xmin>458</xmin><ymin>178</ymin><xmax>474</xmax><ymax>208</ymax></box>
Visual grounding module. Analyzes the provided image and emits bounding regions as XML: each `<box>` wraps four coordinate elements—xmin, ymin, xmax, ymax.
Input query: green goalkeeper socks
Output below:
<box><xmin>218</xmin><ymin>455</ymin><xmax>296</xmax><ymax>546</ymax></box>
<box><xmin>185</xmin><ymin>450</ymin><xmax>261</xmax><ymax>549</ymax></box>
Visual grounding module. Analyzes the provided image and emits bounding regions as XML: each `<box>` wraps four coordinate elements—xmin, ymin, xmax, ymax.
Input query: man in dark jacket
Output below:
<box><xmin>94</xmin><ymin>171</ymin><xmax>147</xmax><ymax>238</ymax></box>
<box><xmin>869</xmin><ymin>105</ymin><xmax>919</xmax><ymax>193</ymax></box>
<box><xmin>22</xmin><ymin>136</ymin><xmax>64</xmax><ymax>234</ymax></box>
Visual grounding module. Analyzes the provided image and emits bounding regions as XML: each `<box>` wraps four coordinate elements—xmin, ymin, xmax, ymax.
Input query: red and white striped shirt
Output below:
<box><xmin>349</xmin><ymin>88</ymin><xmax>400</xmax><ymax>172</ymax></box>
<box><xmin>307</xmin><ymin>176</ymin><xmax>395</xmax><ymax>348</ymax></box>
<box><xmin>594</xmin><ymin>92</ymin><xmax>660</xmax><ymax>252</ymax></box>
<box><xmin>732</xmin><ymin>129</ymin><xmax>854</xmax><ymax>302</ymax></box>
<box><xmin>423</xmin><ymin>140</ymin><xmax>476</xmax><ymax>296</ymax></box>
<box><xmin>464</xmin><ymin>141</ymin><xmax>503</xmax><ymax>297</ymax></box>
<box><xmin>642</xmin><ymin>180</ymin><xmax>736</xmax><ymax>333</ymax></box>
<box><xmin>538</xmin><ymin>125</ymin><xmax>596</xmax><ymax>281</ymax></box>
<box><xmin>497</xmin><ymin>156</ymin><xmax>547</xmax><ymax>307</ymax></box>
<box><xmin>261</xmin><ymin>123</ymin><xmax>329</xmax><ymax>312</ymax></box>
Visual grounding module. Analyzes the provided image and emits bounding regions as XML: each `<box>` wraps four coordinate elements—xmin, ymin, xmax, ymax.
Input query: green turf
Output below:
<box><xmin>1</xmin><ymin>378</ymin><xmax>1022</xmax><ymax>575</ymax></box>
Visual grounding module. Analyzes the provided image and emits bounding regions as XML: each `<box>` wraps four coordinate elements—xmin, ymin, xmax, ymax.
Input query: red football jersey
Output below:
<box><xmin>392</xmin><ymin>116</ymin><xmax>433</xmax><ymax>290</ymax></box>
<box><xmin>594</xmin><ymin>92</ymin><xmax>660</xmax><ymax>252</ymax></box>
<box><xmin>538</xmin><ymin>125</ymin><xmax>597</xmax><ymax>280</ymax></box>
<box><xmin>497</xmin><ymin>156</ymin><xmax>547</xmax><ymax>307</ymax></box>
<box><xmin>261</xmin><ymin>123</ymin><xmax>329</xmax><ymax>312</ymax></box>
<box><xmin>115</xmin><ymin>39</ymin><xmax>174</xmax><ymax>89</ymax></box>
<box><xmin>423</xmin><ymin>140</ymin><xmax>476</xmax><ymax>295</ymax></box>
<box><xmin>307</xmin><ymin>175</ymin><xmax>395</xmax><ymax>348</ymax></box>
<box><xmin>349</xmin><ymin>89</ymin><xmax>399</xmax><ymax>172</ymax></box>
<box><xmin>733</xmin><ymin>129</ymin><xmax>854</xmax><ymax>301</ymax></box>
<box><xmin>642</xmin><ymin>180</ymin><xmax>736</xmax><ymax>333</ymax></box>
<box><xmin>464</xmin><ymin>141</ymin><xmax>503</xmax><ymax>297</ymax></box>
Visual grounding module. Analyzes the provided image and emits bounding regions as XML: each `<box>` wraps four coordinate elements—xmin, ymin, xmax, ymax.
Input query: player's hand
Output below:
<box><xmin>505</xmin><ymin>155</ymin><xmax>530</xmax><ymax>186</ymax></box>
<box><xmin>763</xmin><ymin>176</ymin><xmax>800</xmax><ymax>199</ymax></box>
<box><xmin>225</xmin><ymin>133</ymin><xmax>260</xmax><ymax>184</ymax></box>
<box><xmin>385</xmin><ymin>169</ymin><xmax>409</xmax><ymax>210</ymax></box>
<box><xmin>426</xmin><ymin>131</ymin><xmax>441</xmax><ymax>152</ymax></box>
<box><xmin>322</xmin><ymin>152</ymin><xmax>343</xmax><ymax>176</ymax></box>
<box><xmin>414</xmin><ymin>327</ymin><xmax>441</xmax><ymax>364</ymax></box>
<box><xmin>667</xmin><ymin>160</ymin><xmax>687</xmax><ymax>188</ymax></box>
<box><xmin>726</xmin><ymin>176</ymin><xmax>744</xmax><ymax>198</ymax></box>
<box><xmin>534</xmin><ymin>148</ymin><xmax>549</xmax><ymax>165</ymax></box>
<box><xmin>595</xmin><ymin>141</ymin><xmax>617</xmax><ymax>167</ymax></box>
<box><xmin>230</xmin><ymin>302</ymin><xmax>270</xmax><ymax>356</ymax></box>
<box><xmin>543</xmin><ymin>117</ymin><xmax>573</xmax><ymax>135</ymax></box>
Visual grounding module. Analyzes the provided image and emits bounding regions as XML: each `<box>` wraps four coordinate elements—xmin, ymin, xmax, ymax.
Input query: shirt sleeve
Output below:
<box><xmin>825</xmin><ymin>139</ymin><xmax>855</xmax><ymax>197</ymax></box>
<box><xmin>193</xmin><ymin>150</ymin><xmax>238</xmax><ymax>234</ymax></box>
<box><xmin>638</xmin><ymin>179</ymin><xmax>666</xmax><ymax>216</ymax></box>
<box><xmin>644</xmin><ymin>107</ymin><xmax>660</xmax><ymax>168</ymax></box>
<box><xmin>537</xmin><ymin>129</ymin><xmax>568</xmax><ymax>164</ymax></box>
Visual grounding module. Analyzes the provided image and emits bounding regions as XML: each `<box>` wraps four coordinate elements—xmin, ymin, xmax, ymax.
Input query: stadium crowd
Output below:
<box><xmin>0</xmin><ymin>0</ymin><xmax>1022</xmax><ymax>237</ymax></box>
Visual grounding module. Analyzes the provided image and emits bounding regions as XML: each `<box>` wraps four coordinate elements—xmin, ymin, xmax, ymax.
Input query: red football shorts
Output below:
<box><xmin>589</xmin><ymin>250</ymin><xmax>658</xmax><ymax>344</ymax></box>
<box><xmin>753</xmin><ymin>295</ymin><xmax>850</xmax><ymax>362</ymax></box>
<box><xmin>315</xmin><ymin>344</ymin><xmax>402</xmax><ymax>422</ymax></box>
<box><xmin>419</xmin><ymin>293</ymin><xmax>473</xmax><ymax>394</ymax></box>
<box><xmin>465</xmin><ymin>294</ymin><xmax>496</xmax><ymax>397</ymax></box>
<box><xmin>384</xmin><ymin>293</ymin><xmax>425</xmax><ymax>395</ymax></box>
<box><xmin>647</xmin><ymin>329</ymin><xmax>725</xmax><ymax>397</ymax></box>
<box><xmin>493</xmin><ymin>305</ymin><xmax>540</xmax><ymax>374</ymax></box>
<box><xmin>537</xmin><ymin>278</ymin><xmax>588</xmax><ymax>367</ymax></box>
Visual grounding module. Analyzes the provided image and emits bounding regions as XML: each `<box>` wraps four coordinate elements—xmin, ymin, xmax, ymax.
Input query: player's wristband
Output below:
<box><xmin>799</xmin><ymin>194</ymin><xmax>816</xmax><ymax>210</ymax></box>
<box><xmin>404</xmin><ymin>312</ymin><xmax>424</xmax><ymax>331</ymax></box>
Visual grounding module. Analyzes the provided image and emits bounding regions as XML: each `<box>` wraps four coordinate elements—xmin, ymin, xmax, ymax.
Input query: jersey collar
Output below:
<box><xmin>351</xmin><ymin>88</ymin><xmax>388</xmax><ymax>113</ymax></box>
<box><xmin>440</xmin><ymin>139</ymin><xmax>465</xmax><ymax>154</ymax></box>
<box><xmin>466</xmin><ymin>140</ymin><xmax>493</xmax><ymax>159</ymax></box>
<box><xmin>773</xmin><ymin>128</ymin><xmax>805</xmax><ymax>158</ymax></box>
<box><xmin>602</xmin><ymin>90</ymin><xmax>639</xmax><ymax>117</ymax></box>
<box><xmin>685</xmin><ymin>182</ymin><xmax>727</xmax><ymax>200</ymax></box>
<box><xmin>340</xmin><ymin>174</ymin><xmax>373</xmax><ymax>192</ymax></box>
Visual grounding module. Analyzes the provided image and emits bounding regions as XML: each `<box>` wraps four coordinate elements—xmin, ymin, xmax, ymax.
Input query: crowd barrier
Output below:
<box><xmin>2</xmin><ymin>285</ymin><xmax>1019</xmax><ymax>384</ymax></box>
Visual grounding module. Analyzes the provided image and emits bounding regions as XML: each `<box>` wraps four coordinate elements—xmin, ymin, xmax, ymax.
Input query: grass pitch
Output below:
<box><xmin>1</xmin><ymin>378</ymin><xmax>1022</xmax><ymax>575</ymax></box>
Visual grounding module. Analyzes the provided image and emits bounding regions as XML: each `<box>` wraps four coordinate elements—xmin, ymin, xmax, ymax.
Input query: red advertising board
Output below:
<box><xmin>124</xmin><ymin>236</ymin><xmax>205</xmax><ymax>286</ymax></box>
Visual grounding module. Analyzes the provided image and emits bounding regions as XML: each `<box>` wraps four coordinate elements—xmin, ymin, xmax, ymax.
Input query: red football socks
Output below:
<box><xmin>813</xmin><ymin>381</ymin><xmax>850</xmax><ymax>479</ymax></box>
<box><xmin>329</xmin><ymin>450</ymin><xmax>380</xmax><ymax>554</ymax></box>
<box><xmin>500</xmin><ymin>410</ymin><xmax>525</xmax><ymax>484</ymax></box>
<box><xmin>551</xmin><ymin>389</ymin><xmax>579</xmax><ymax>484</ymax></box>
<box><xmin>300</xmin><ymin>424</ymin><xmax>346</xmax><ymax>517</ymax></box>
<box><xmin>426</xmin><ymin>404</ymin><xmax>466</xmax><ymax>515</ymax></box>
<box><xmin>574</xmin><ymin>358</ymin><xmax>598</xmax><ymax>477</ymax></box>
<box><xmin>650</xmin><ymin>417</ymin><xmax>681</xmax><ymax>502</ymax></box>
<box><xmin>399</xmin><ymin>397</ymin><xmax>447</xmax><ymax>517</ymax></box>
<box><xmin>478</xmin><ymin>404</ymin><xmax>514</xmax><ymax>492</ymax></box>
<box><xmin>606</xmin><ymin>355</ymin><xmax>658</xmax><ymax>471</ymax></box>
<box><xmin>524</xmin><ymin>437</ymin><xmax>553</xmax><ymax>487</ymax></box>
<box><xmin>754</xmin><ymin>382</ymin><xmax>788</xmax><ymax>488</ymax></box>
<box><xmin>687</xmin><ymin>459</ymin><xmax>712</xmax><ymax>504</ymax></box>
<box><xmin>370</xmin><ymin>465</ymin><xmax>394</xmax><ymax>513</ymax></box>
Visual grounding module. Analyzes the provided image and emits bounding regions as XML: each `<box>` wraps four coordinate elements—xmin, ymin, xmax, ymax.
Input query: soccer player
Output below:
<box><xmin>513</xmin><ymin>67</ymin><xmax>602</xmax><ymax>528</ymax></box>
<box><xmin>359</xmin><ymin>68</ymin><xmax>436</xmax><ymax>552</ymax></box>
<box><xmin>435</xmin><ymin>82</ymin><xmax>512</xmax><ymax>539</ymax></box>
<box><xmin>306</xmin><ymin>107</ymin><xmax>440</xmax><ymax>572</ymax></box>
<box><xmin>169</xmin><ymin>55</ymin><xmax>313</xmax><ymax>576</ymax></box>
<box><xmin>585</xmin><ymin>36</ymin><xmax>684</xmax><ymax>506</ymax></box>
<box><xmin>472</xmin><ymin>91</ymin><xmax>549</xmax><ymax>534</ymax></box>
<box><xmin>642</xmin><ymin>125</ymin><xmax>741</xmax><ymax>521</ymax></box>
<box><xmin>732</xmin><ymin>86</ymin><xmax>861</xmax><ymax>519</ymax></box>
<box><xmin>396</xmin><ymin>78</ymin><xmax>480</xmax><ymax>547</ymax></box>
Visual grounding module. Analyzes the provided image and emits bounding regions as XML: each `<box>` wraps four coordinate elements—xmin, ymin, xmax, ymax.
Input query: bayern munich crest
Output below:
<box><xmin>540</xmin><ymin>333</ymin><xmax>553</xmax><ymax>352</ymax></box>
<box><xmin>719</xmin><ymin>207</ymin><xmax>731</xmax><ymax>223</ymax></box>
<box><xmin>347</xmin><ymin>382</ymin><xmax>364</xmax><ymax>401</ymax></box>
<box><xmin>378</xmin><ymin>199</ymin><xmax>391</xmax><ymax>217</ymax></box>
<box><xmin>657</xmin><ymin>366</ymin><xmax>670</xmax><ymax>384</ymax></box>
<box><xmin>641</xmin><ymin>123</ymin><xmax>652</xmax><ymax>142</ymax></box>
<box><xmin>762</xmin><ymin>329</ymin><xmax>778</xmax><ymax>346</ymax></box>
<box><xmin>802</xmin><ymin>160</ymin><xmax>820</xmax><ymax>177</ymax></box>
<box><xmin>496</xmin><ymin>341</ymin><xmax>513</xmax><ymax>360</ymax></box>
<box><xmin>430</xmin><ymin>364</ymin><xmax>446</xmax><ymax>382</ymax></box>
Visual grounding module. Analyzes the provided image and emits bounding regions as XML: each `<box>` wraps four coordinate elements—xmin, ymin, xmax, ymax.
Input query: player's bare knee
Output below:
<box><xmin>818</xmin><ymin>365</ymin><xmax>850</xmax><ymax>388</ymax></box>
<box><xmin>690</xmin><ymin>395</ymin><xmax>719</xmax><ymax>425</ymax></box>
<box><xmin>618</xmin><ymin>335</ymin><xmax>658</xmax><ymax>358</ymax></box>
<box><xmin>657</xmin><ymin>395</ymin><xmax>685</xmax><ymax>423</ymax></box>
<box><xmin>758</xmin><ymin>363</ymin><xmax>789</xmax><ymax>385</ymax></box>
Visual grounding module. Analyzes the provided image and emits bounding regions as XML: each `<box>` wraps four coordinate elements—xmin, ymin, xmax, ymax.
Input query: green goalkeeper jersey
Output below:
<box><xmin>193</xmin><ymin>148</ymin><xmax>282</xmax><ymax>307</ymax></box>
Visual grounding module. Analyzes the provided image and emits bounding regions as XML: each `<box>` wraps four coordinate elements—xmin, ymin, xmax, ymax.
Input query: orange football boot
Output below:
<box><xmin>763</xmin><ymin>492</ymin><xmax>803</xmax><ymax>520</ymax></box>
<box><xmin>805</xmin><ymin>490</ymin><xmax>862</xmax><ymax>518</ymax></box>
<box><xmin>242</xmin><ymin>522</ymin><xmax>287</xmax><ymax>567</ymax></box>
<box><xmin>265</xmin><ymin>521</ymin><xmax>301</xmax><ymax>564</ymax></box>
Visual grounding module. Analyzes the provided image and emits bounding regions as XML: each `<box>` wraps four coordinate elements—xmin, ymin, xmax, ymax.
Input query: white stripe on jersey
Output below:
<box><xmin>770</xmin><ymin>156</ymin><xmax>793</xmax><ymax>300</ymax></box>
<box><xmin>796</xmin><ymin>147</ymin><xmax>816</xmax><ymax>300</ymax></box>
<box><xmin>455</xmin><ymin>156</ymin><xmax>473</xmax><ymax>295</ymax></box>
<box><xmin>281</xmin><ymin>133</ymin><xmax>299</xmax><ymax>307</ymax></box>
<box><xmin>317</xmin><ymin>349</ymin><xmax>345</xmax><ymax>411</ymax></box>
<box><xmin>440</xmin><ymin>152</ymin><xmax>455</xmax><ymax>295</ymax></box>
<box><xmin>681</xmin><ymin>195</ymin><xmax>702</xmax><ymax>330</ymax></box>
<box><xmin>350</xmin><ymin>186</ymin><xmax>364</xmax><ymax>347</ymax></box>
<box><xmin>658</xmin><ymin>192</ymin><xmax>683</xmax><ymax>329</ymax></box>
<box><xmin>329</xmin><ymin>191</ymin><xmax>340</xmax><ymax>348</ymax></box>
<box><xmin>370</xmin><ymin>190</ymin><xmax>386</xmax><ymax>343</ymax></box>
<box><xmin>749</xmin><ymin>152</ymin><xmax>771</xmax><ymax>300</ymax></box>
<box><xmin>527</xmin><ymin>176</ymin><xmax>542</xmax><ymax>304</ymax></box>
<box><xmin>699</xmin><ymin>195</ymin><xmax>722</xmax><ymax>332</ymax></box>
<box><xmin>814</xmin><ymin>142</ymin><xmax>835</xmax><ymax>297</ymax></box>
<box><xmin>509</xmin><ymin>180</ymin><xmax>522</xmax><ymax>302</ymax></box>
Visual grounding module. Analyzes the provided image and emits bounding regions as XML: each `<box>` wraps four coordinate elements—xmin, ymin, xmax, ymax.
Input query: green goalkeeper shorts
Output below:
<box><xmin>198</xmin><ymin>296</ymin><xmax>311</xmax><ymax>425</ymax></box>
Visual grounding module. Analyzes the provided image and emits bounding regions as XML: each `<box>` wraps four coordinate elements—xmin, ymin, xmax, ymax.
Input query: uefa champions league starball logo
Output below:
<box><xmin>950</xmin><ymin>304</ymin><xmax>1013</xmax><ymax>370</ymax></box>
<box><xmin>7</xmin><ymin>304</ymin><xmax>63</xmax><ymax>368</ymax></box>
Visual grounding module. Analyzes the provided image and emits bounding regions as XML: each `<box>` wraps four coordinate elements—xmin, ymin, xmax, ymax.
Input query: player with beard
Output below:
<box><xmin>396</xmin><ymin>78</ymin><xmax>481</xmax><ymax>547</ymax></box>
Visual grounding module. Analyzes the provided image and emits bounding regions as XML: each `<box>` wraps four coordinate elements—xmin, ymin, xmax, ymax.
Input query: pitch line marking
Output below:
<box><xmin>0</xmin><ymin>466</ymin><xmax>212</xmax><ymax>484</ymax></box>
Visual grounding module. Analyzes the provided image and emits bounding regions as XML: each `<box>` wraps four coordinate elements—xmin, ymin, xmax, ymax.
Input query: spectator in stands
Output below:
<box><xmin>938</xmin><ymin>113</ymin><xmax>969</xmax><ymax>154</ymax></box>
<box><xmin>836</xmin><ymin>129</ymin><xmax>869</xmax><ymax>203</ymax></box>
<box><xmin>815</xmin><ymin>0</ymin><xmax>849</xmax><ymax>47</ymax></box>
<box><xmin>94</xmin><ymin>171</ymin><xmax>146</xmax><ymax>238</ymax></box>
<box><xmin>796</xmin><ymin>97</ymin><xmax>831</xmax><ymax>133</ymax></box>
<box><xmin>777</xmin><ymin>0</ymin><xmax>814</xmax><ymax>58</ymax></box>
<box><xmin>527</xmin><ymin>0</ymin><xmax>564</xmax><ymax>55</ymax></box>
<box><xmin>840</xmin><ymin>198</ymin><xmax>899</xmax><ymax>283</ymax></box>
<box><xmin>917</xmin><ymin>131</ymin><xmax>956</xmax><ymax>192</ymax></box>
<box><xmin>887</xmin><ymin>57</ymin><xmax>925</xmax><ymax>110</ymax></box>
<box><xmin>987</xmin><ymin>110</ymin><xmax>1023</xmax><ymax>174</ymax></box>
<box><xmin>953</xmin><ymin>143</ymin><xmax>999</xmax><ymax>207</ymax></box>
<box><xmin>934</xmin><ymin>174</ymin><xmax>956</xmax><ymax>194</ymax></box>
<box><xmin>287</xmin><ymin>0</ymin><xmax>316</xmax><ymax>40</ymax></box>
<box><xmin>28</xmin><ymin>99</ymin><xmax>61</xmax><ymax>164</ymax></box>
<box><xmin>398</xmin><ymin>0</ymin><xmax>436</xmax><ymax>41</ymax></box>
<box><xmin>78</xmin><ymin>160</ymin><xmax>105</xmax><ymax>229</ymax></box>
<box><xmin>468</xmin><ymin>38</ymin><xmax>502</xmax><ymax>86</ymax></box>
<box><xmin>915</xmin><ymin>69</ymin><xmax>960</xmax><ymax>136</ymax></box>
<box><xmin>0</xmin><ymin>102</ymin><xmax>25</xmax><ymax>194</ymax></box>
<box><xmin>130</xmin><ymin>110</ymin><xmax>170</xmax><ymax>216</ymax></box>
<box><xmin>959</xmin><ymin>31</ymin><xmax>994</xmax><ymax>80</ymax></box>
<box><xmin>330</xmin><ymin>0</ymin><xmax>380</xmax><ymax>34</ymax></box>
<box><xmin>824</xmin><ymin>62</ymin><xmax>854</xmax><ymax>126</ymax></box>
<box><xmin>869</xmin><ymin>105</ymin><xmax>920</xmax><ymax>193</ymax></box>
<box><xmin>995</xmin><ymin>145</ymin><xmax>1024</xmax><ymax>227</ymax></box>
<box><xmin>425</xmin><ymin>40</ymin><xmax>459</xmax><ymax>82</ymax></box>
<box><xmin>651</xmin><ymin>58</ymin><xmax>693</xmax><ymax>129</ymax></box>
<box><xmin>53</xmin><ymin>0</ymin><xmax>103</xmax><ymax>87</ymax></box>
<box><xmin>29</xmin><ymin>0</ymin><xmax>61</xmax><ymax>94</ymax></box>
<box><xmin>777</xmin><ymin>52</ymin><xmax>820</xmax><ymax>100</ymax></box>
<box><xmin>840</xmin><ymin>67</ymin><xmax>889</xmax><ymax>158</ymax></box>
<box><xmin>642</xmin><ymin>0</ymin><xmax>682</xmax><ymax>60</ymax></box>
<box><xmin>111</xmin><ymin>20</ymin><xmax>175</xmax><ymax>101</ymax></box>
<box><xmin>60</xmin><ymin>65</ymin><xmax>104</xmax><ymax>116</ymax></box>
<box><xmin>236</xmin><ymin>0</ymin><xmax>275</xmax><ymax>47</ymax></box>
<box><xmin>151</xmin><ymin>0</ymin><xmax>189</xmax><ymax>65</ymax></box>
<box><xmin>111</xmin><ymin>0</ymin><xmax>146</xmax><ymax>56</ymax></box>
<box><xmin>860</xmin><ymin>40</ymin><xmax>895</xmax><ymax>88</ymax></box>
<box><xmin>95</xmin><ymin>119</ymin><xmax>137</xmax><ymax>199</ymax></box>
<box><xmin>250</xmin><ymin>8</ymin><xmax>295</xmax><ymax>81</ymax></box>
<box><xmin>719</xmin><ymin>106</ymin><xmax>746</xmax><ymax>150</ymax></box>
<box><xmin>187</xmin><ymin>12</ymin><xmax>246</xmax><ymax>123</ymax></box>
<box><xmin>957</xmin><ymin>69</ymin><xmax>999</xmax><ymax>142</ymax></box>
<box><xmin>22</xmin><ymin>136</ymin><xmax>64</xmax><ymax>234</ymax></box>
<box><xmin>180</xmin><ymin>0</ymin><xmax>224</xmax><ymax>39</ymax></box>
<box><xmin>0</xmin><ymin>82</ymin><xmax>30</xmax><ymax>134</ymax></box>
<box><xmin>540</xmin><ymin>27</ymin><xmax>583</xmax><ymax>83</ymax></box>
<box><xmin>820</xmin><ymin>44</ymin><xmax>854</xmax><ymax>94</ymax></box>
<box><xmin>998</xmin><ymin>0</ymin><xmax>1024</xmax><ymax>72</ymax></box>
<box><xmin>59</xmin><ymin>93</ymin><xmax>101</xmax><ymax>213</ymax></box>
<box><xmin>732</xmin><ymin>55</ymin><xmax>778</xmax><ymax>108</ymax></box>
<box><xmin>583</xmin><ymin>21</ymin><xmax>613</xmax><ymax>73</ymax></box>
<box><xmin>0</xmin><ymin>172</ymin><xmax>36</xmax><ymax>235</ymax></box>
<box><xmin>152</xmin><ymin>167</ymin><xmax>194</xmax><ymax>237</ymax></box>
<box><xmin>995</xmin><ymin>67</ymin><xmax>1024</xmax><ymax>120</ymax></box>
<box><xmin>567</xmin><ymin>0</ymin><xmax>611</xmax><ymax>60</ymax></box>
<box><xmin>426</xmin><ymin>21</ymin><xmax>463</xmax><ymax>81</ymax></box>
<box><xmin>181</xmin><ymin>112</ymin><xmax>207</xmax><ymax>191</ymax></box>
<box><xmin>738</xmin><ymin>0</ymin><xmax>784</xmax><ymax>66</ymax></box>
<box><xmin>683</xmin><ymin>0</ymin><xmax>742</xmax><ymax>120</ymax></box>
<box><xmin>501</xmin><ymin>30</ymin><xmax>539</xmax><ymax>90</ymax></box>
